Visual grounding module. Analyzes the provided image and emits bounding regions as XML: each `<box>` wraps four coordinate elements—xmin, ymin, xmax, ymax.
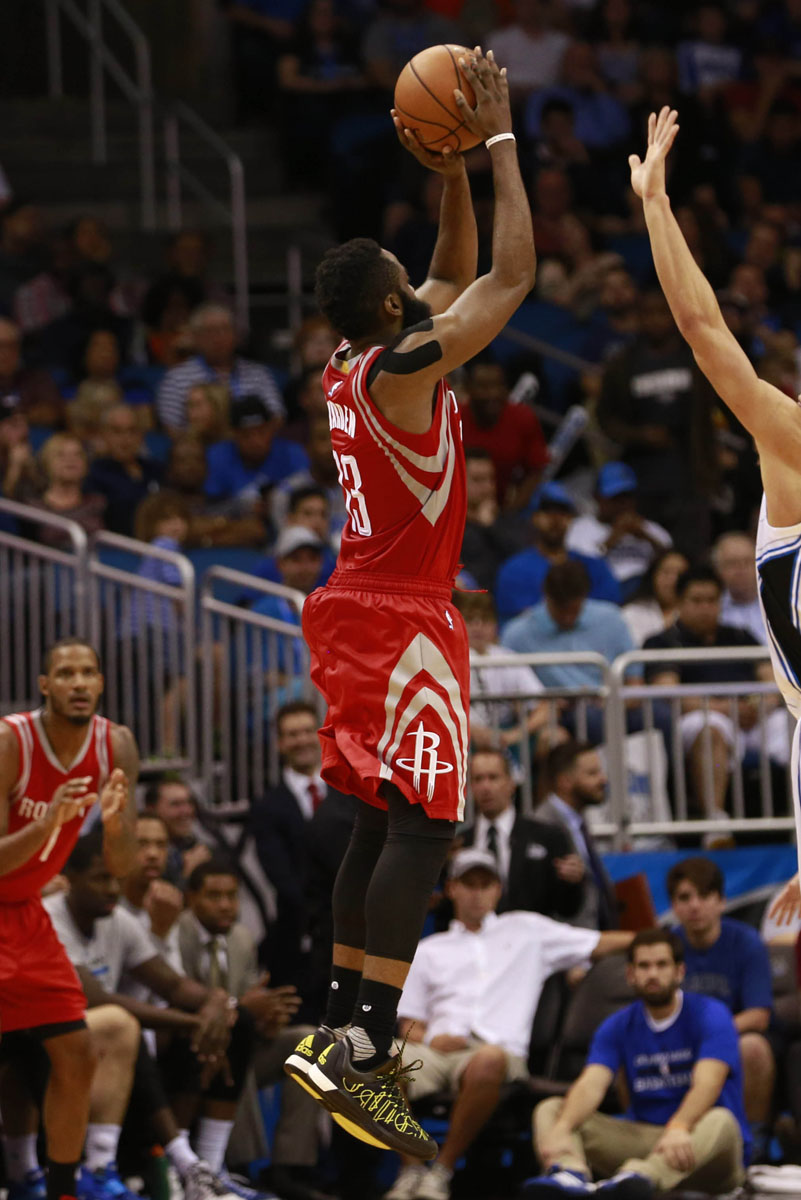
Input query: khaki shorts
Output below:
<box><xmin>407</xmin><ymin>1038</ymin><xmax>529</xmax><ymax>1100</ymax></box>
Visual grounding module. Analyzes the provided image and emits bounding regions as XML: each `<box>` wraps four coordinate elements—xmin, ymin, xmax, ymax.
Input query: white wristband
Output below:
<box><xmin>485</xmin><ymin>132</ymin><xmax>516</xmax><ymax>150</ymax></box>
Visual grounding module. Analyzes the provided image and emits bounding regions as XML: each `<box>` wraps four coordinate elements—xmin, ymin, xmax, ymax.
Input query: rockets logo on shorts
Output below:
<box><xmin>395</xmin><ymin>724</ymin><xmax>454</xmax><ymax>802</ymax></box>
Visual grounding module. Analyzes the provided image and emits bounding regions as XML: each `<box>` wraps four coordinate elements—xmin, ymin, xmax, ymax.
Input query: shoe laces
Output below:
<box><xmin>375</xmin><ymin>1028</ymin><xmax>425</xmax><ymax>1104</ymax></box>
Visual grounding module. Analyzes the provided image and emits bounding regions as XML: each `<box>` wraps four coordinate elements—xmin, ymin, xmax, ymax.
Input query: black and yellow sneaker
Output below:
<box><xmin>306</xmin><ymin>1036</ymin><xmax>437</xmax><ymax>1160</ymax></box>
<box><xmin>283</xmin><ymin>1026</ymin><xmax>342</xmax><ymax>1100</ymax></box>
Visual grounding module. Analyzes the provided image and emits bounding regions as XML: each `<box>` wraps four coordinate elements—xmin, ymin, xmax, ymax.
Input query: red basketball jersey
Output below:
<box><xmin>322</xmin><ymin>342</ymin><xmax>466</xmax><ymax>583</ymax></box>
<box><xmin>0</xmin><ymin>710</ymin><xmax>113</xmax><ymax>902</ymax></box>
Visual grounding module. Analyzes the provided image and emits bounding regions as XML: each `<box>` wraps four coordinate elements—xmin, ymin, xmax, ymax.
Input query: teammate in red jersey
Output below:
<box><xmin>283</xmin><ymin>49</ymin><xmax>536</xmax><ymax>1160</ymax></box>
<box><xmin>0</xmin><ymin>637</ymin><xmax>138</xmax><ymax>1200</ymax></box>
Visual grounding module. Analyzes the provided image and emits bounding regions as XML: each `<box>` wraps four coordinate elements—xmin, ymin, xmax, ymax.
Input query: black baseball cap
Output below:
<box><xmin>0</xmin><ymin>393</ymin><xmax>22</xmax><ymax>422</ymax></box>
<box><xmin>231</xmin><ymin>394</ymin><xmax>271</xmax><ymax>430</ymax></box>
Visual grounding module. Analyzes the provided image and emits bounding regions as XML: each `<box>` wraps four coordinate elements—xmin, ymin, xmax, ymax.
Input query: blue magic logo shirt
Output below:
<box><xmin>673</xmin><ymin>918</ymin><xmax>774</xmax><ymax>1016</ymax></box>
<box><xmin>587</xmin><ymin>990</ymin><xmax>750</xmax><ymax>1163</ymax></box>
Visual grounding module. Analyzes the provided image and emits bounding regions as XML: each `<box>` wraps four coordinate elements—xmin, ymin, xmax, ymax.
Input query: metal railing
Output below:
<box><xmin>199</xmin><ymin>567</ymin><xmax>312</xmax><ymax>811</ymax></box>
<box><xmin>163</xmin><ymin>102</ymin><xmax>249</xmax><ymax>335</ymax></box>
<box><xmin>88</xmin><ymin>532</ymin><xmax>196</xmax><ymax>770</ymax></box>
<box><xmin>44</xmin><ymin>0</ymin><xmax>156</xmax><ymax>228</ymax></box>
<box><xmin>43</xmin><ymin>0</ymin><xmax>249</xmax><ymax>331</ymax></box>
<box><xmin>0</xmin><ymin>500</ymin><xmax>88</xmax><ymax>712</ymax></box>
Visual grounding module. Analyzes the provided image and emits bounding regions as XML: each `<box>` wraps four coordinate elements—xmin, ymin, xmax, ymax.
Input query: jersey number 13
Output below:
<box><xmin>333</xmin><ymin>450</ymin><xmax>372</xmax><ymax>537</ymax></box>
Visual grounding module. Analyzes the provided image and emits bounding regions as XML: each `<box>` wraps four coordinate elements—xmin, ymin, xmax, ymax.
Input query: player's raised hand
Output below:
<box><xmin>769</xmin><ymin>874</ymin><xmax>801</xmax><ymax>926</ymax></box>
<box><xmin>455</xmin><ymin>47</ymin><xmax>512</xmax><ymax>143</ymax></box>
<box><xmin>99</xmin><ymin>767</ymin><xmax>128</xmax><ymax>832</ymax></box>
<box><xmin>45</xmin><ymin>776</ymin><xmax>95</xmax><ymax>831</ymax></box>
<box><xmin>391</xmin><ymin>110</ymin><xmax>466</xmax><ymax>176</ymax></box>
<box><xmin>629</xmin><ymin>106</ymin><xmax>679</xmax><ymax>202</ymax></box>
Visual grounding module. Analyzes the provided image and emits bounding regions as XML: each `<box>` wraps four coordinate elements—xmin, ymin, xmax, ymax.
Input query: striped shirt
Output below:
<box><xmin>156</xmin><ymin>355</ymin><xmax>284</xmax><ymax>430</ymax></box>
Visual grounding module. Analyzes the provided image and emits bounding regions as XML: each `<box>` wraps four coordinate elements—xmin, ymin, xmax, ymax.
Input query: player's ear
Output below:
<box><xmin>625</xmin><ymin>961</ymin><xmax>636</xmax><ymax>988</ymax></box>
<box><xmin>97</xmin><ymin>672</ymin><xmax>105</xmax><ymax>696</ymax></box>
<box><xmin>676</xmin><ymin>961</ymin><xmax>686</xmax><ymax>983</ymax></box>
<box><xmin>38</xmin><ymin>673</ymin><xmax>48</xmax><ymax>698</ymax></box>
<box><xmin>384</xmin><ymin>291</ymin><xmax>403</xmax><ymax>319</ymax></box>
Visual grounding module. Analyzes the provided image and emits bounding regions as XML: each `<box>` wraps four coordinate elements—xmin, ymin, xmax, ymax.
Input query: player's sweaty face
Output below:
<box><xmin>41</xmin><ymin>647</ymin><xmax>104</xmax><ymax>725</ymax></box>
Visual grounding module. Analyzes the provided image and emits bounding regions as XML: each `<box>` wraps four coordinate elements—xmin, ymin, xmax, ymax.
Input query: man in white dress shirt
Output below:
<box><xmin>386</xmin><ymin>850</ymin><xmax>633</xmax><ymax>1200</ymax></box>
<box><xmin>712</xmin><ymin>531</ymin><xmax>768</xmax><ymax>645</ymax></box>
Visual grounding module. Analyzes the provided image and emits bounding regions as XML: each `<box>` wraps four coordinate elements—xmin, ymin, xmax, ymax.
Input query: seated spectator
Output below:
<box><xmin>502</xmin><ymin>563</ymin><xmax>635</xmax><ymax>746</ymax></box>
<box><xmin>460</xmin><ymin>449</ymin><xmax>527</xmax><ymax>592</ymax></box>
<box><xmin>596</xmin><ymin>291</ymin><xmax>714</xmax><ymax>558</ymax></box>
<box><xmin>156</xmin><ymin>304</ymin><xmax>283</xmax><ymax>435</ymax></box>
<box><xmin>622</xmin><ymin>549</ymin><xmax>689</xmax><ymax>647</ymax></box>
<box><xmin>0</xmin><ymin>394</ymin><xmax>42</xmax><ymax>499</ymax></box>
<box><xmin>165</xmin><ymin>434</ymin><xmax>266</xmax><ymax>549</ymax></box>
<box><xmin>390</xmin><ymin>849</ymin><xmax>632</xmax><ymax>1200</ymax></box>
<box><xmin>528</xmin><ymin>929</ymin><xmax>748</xmax><ymax>1199</ymax></box>
<box><xmin>67</xmin><ymin>328</ymin><xmax>150</xmax><ymax>406</ymax></box>
<box><xmin>643</xmin><ymin>566</ymin><xmax>788</xmax><ymax>823</ymax></box>
<box><xmin>487</xmin><ymin>0</ymin><xmax>571</xmax><ymax>102</ymax></box>
<box><xmin>28</xmin><ymin>432</ymin><xmax>106</xmax><ymax>546</ymax></box>
<box><xmin>282</xmin><ymin>315</ymin><xmax>339</xmax><ymax>425</ymax></box>
<box><xmin>525</xmin><ymin>42</ymin><xmax>631</xmax><ymax>154</ymax></box>
<box><xmin>592</xmin><ymin>0</ymin><xmax>642</xmax><ymax>103</ymax></box>
<box><xmin>276</xmin><ymin>0</ymin><xmax>368</xmax><ymax>186</ymax></box>
<box><xmin>141</xmin><ymin>232</ymin><xmax>218</xmax><ymax>364</ymax></box>
<box><xmin>251</xmin><ymin>701</ymin><xmax>348</xmax><ymax>987</ymax></box>
<box><xmin>270</xmin><ymin>416</ymin><xmax>346</xmax><ymax>539</ymax></box>
<box><xmin>454</xmin><ymin>590</ymin><xmax>556</xmax><ymax>753</ymax></box>
<box><xmin>205</xmin><ymin>394</ymin><xmax>308</xmax><ymax>514</ymax></box>
<box><xmin>566</xmin><ymin>462</ymin><xmax>672</xmax><ymax>600</ymax></box>
<box><xmin>33</xmin><ymin>263</ymin><xmax>132</xmax><ymax>377</ymax></box>
<box><xmin>461</xmin><ymin>748</ymin><xmax>585</xmax><ymax>922</ymax></box>
<box><xmin>667</xmin><ymin>856</ymin><xmax>777</xmax><ymax>1157</ymax></box>
<box><xmin>548</xmin><ymin>217</ymin><xmax>623</xmax><ymax>320</ymax></box>
<box><xmin>119</xmin><ymin>811</ymin><xmax>184</xmax><ymax>968</ymax></box>
<box><xmin>85</xmin><ymin>404</ymin><xmax>162</xmax><ymax>536</ymax></box>
<box><xmin>143</xmin><ymin>776</ymin><xmax>212</xmax><ymax>887</ymax></box>
<box><xmin>530</xmin><ymin>168</ymin><xmax>575</xmax><ymax>258</ymax></box>
<box><xmin>532</xmin><ymin>98</ymin><xmax>591</xmax><ymax>180</ymax></box>
<box><xmin>495</xmin><ymin>483</ymin><xmax>621</xmax><ymax>625</ymax></box>
<box><xmin>580</xmin><ymin>265</ymin><xmax>640</xmax><ymax>366</ymax></box>
<box><xmin>537</xmin><ymin>740</ymin><xmax>618</xmax><ymax>931</ymax></box>
<box><xmin>712</xmin><ymin>531</ymin><xmax>767</xmax><ymax>644</ymax></box>
<box><xmin>179</xmin><ymin>858</ymin><xmax>329</xmax><ymax>1200</ymax></box>
<box><xmin>254</xmin><ymin>526</ymin><xmax>326</xmax><ymax>612</ymax></box>
<box><xmin>502</xmin><ymin>561</ymin><xmax>634</xmax><ymax>694</ymax></box>
<box><xmin>186</xmin><ymin>383</ymin><xmax>231</xmax><ymax>446</ymax></box>
<box><xmin>0</xmin><ymin>200</ymin><xmax>47</xmax><ymax>312</ymax></box>
<box><xmin>677</xmin><ymin>2</ymin><xmax>742</xmax><ymax>95</ymax></box>
<box><xmin>68</xmin><ymin>381</ymin><xmax>125</xmax><ymax>454</ymax></box>
<box><xmin>0</xmin><ymin>314</ymin><xmax>64</xmax><ymax>427</ymax></box>
<box><xmin>227</xmin><ymin>0</ymin><xmax>309</xmax><ymax>121</ymax></box>
<box><xmin>740</xmin><ymin>100</ymin><xmax>801</xmax><ymax>214</ymax></box>
<box><xmin>459</xmin><ymin>358</ymin><xmax>548</xmax><ymax>510</ymax></box>
<box><xmin>361</xmin><ymin>0</ymin><xmax>462</xmax><ymax>94</ymax></box>
<box><xmin>45</xmin><ymin>831</ymin><xmax>262</xmax><ymax>1200</ymax></box>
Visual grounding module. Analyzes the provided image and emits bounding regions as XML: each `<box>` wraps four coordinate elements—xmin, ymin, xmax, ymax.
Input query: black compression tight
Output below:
<box><xmin>332</xmin><ymin>784</ymin><xmax>455</xmax><ymax>964</ymax></box>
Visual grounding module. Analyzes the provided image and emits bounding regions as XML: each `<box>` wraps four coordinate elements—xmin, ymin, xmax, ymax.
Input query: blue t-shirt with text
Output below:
<box><xmin>673</xmin><ymin>918</ymin><xmax>774</xmax><ymax>1016</ymax></box>
<box><xmin>588</xmin><ymin>991</ymin><xmax>750</xmax><ymax>1162</ymax></box>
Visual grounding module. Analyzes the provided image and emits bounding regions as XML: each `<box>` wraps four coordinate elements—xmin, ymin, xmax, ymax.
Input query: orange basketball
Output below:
<box><xmin>394</xmin><ymin>44</ymin><xmax>480</xmax><ymax>154</ymax></box>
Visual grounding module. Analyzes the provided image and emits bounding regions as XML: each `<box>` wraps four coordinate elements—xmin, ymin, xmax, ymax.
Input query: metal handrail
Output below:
<box><xmin>44</xmin><ymin>0</ymin><xmax>156</xmax><ymax>228</ymax></box>
<box><xmin>164</xmin><ymin>102</ymin><xmax>249</xmax><ymax>335</ymax></box>
<box><xmin>88</xmin><ymin>530</ymin><xmax>197</xmax><ymax>767</ymax></box>
<box><xmin>200</xmin><ymin>565</ymin><xmax>306</xmax><ymax>621</ymax></box>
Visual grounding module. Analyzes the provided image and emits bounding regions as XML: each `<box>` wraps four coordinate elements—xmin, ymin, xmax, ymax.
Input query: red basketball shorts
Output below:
<box><xmin>303</xmin><ymin>571</ymin><xmax>470</xmax><ymax>822</ymax></box>
<box><xmin>0</xmin><ymin>895</ymin><xmax>87</xmax><ymax>1032</ymax></box>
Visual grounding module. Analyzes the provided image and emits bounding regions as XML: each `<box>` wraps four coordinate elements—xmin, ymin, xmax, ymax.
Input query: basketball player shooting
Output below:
<box><xmin>282</xmin><ymin>47</ymin><xmax>535</xmax><ymax>1157</ymax></box>
<box><xmin>0</xmin><ymin>638</ymin><xmax>138</xmax><ymax>1200</ymax></box>
<box><xmin>630</xmin><ymin>109</ymin><xmax>801</xmax><ymax>921</ymax></box>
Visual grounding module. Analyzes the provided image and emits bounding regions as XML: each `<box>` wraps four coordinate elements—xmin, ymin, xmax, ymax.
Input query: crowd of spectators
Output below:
<box><xmin>14</xmin><ymin>722</ymin><xmax>799</xmax><ymax>1200</ymax></box>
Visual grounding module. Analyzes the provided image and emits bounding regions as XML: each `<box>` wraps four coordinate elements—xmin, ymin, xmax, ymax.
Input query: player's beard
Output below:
<box><xmin>636</xmin><ymin>982</ymin><xmax>677</xmax><ymax>1009</ymax></box>
<box><xmin>400</xmin><ymin>292</ymin><xmax>433</xmax><ymax>328</ymax></box>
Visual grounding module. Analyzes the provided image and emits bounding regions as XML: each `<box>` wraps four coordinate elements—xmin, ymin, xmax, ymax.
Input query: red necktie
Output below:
<box><xmin>308</xmin><ymin>780</ymin><xmax>323</xmax><ymax>813</ymax></box>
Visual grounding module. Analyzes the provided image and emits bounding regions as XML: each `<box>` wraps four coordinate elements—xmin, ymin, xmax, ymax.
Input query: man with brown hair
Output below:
<box><xmin>667</xmin><ymin>856</ymin><xmax>776</xmax><ymax>1155</ymax></box>
<box><xmin>528</xmin><ymin>928</ymin><xmax>748</xmax><ymax>1198</ymax></box>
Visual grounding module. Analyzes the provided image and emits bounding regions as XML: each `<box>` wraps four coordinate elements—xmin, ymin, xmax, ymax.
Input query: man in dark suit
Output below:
<box><xmin>460</xmin><ymin>749</ymin><xmax>585</xmax><ymax>921</ymax></box>
<box><xmin>250</xmin><ymin>700</ymin><xmax>348</xmax><ymax>988</ymax></box>
<box><xmin>537</xmin><ymin>740</ymin><xmax>619</xmax><ymax>930</ymax></box>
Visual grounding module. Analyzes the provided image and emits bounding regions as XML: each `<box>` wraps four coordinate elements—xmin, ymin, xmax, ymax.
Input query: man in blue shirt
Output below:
<box><xmin>494</xmin><ymin>482</ymin><xmax>621</xmax><ymax>624</ymax></box>
<box><xmin>668</xmin><ymin>856</ymin><xmax>776</xmax><ymax>1156</ymax></box>
<box><xmin>205</xmin><ymin>394</ymin><xmax>308</xmax><ymax>513</ymax></box>
<box><xmin>526</xmin><ymin>929</ymin><xmax>748</xmax><ymax>1198</ymax></box>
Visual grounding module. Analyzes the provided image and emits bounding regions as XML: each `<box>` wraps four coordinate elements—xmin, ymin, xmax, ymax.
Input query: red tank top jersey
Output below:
<box><xmin>0</xmin><ymin>709</ymin><xmax>112</xmax><ymax>902</ymax></box>
<box><xmin>323</xmin><ymin>342</ymin><xmax>466</xmax><ymax>584</ymax></box>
